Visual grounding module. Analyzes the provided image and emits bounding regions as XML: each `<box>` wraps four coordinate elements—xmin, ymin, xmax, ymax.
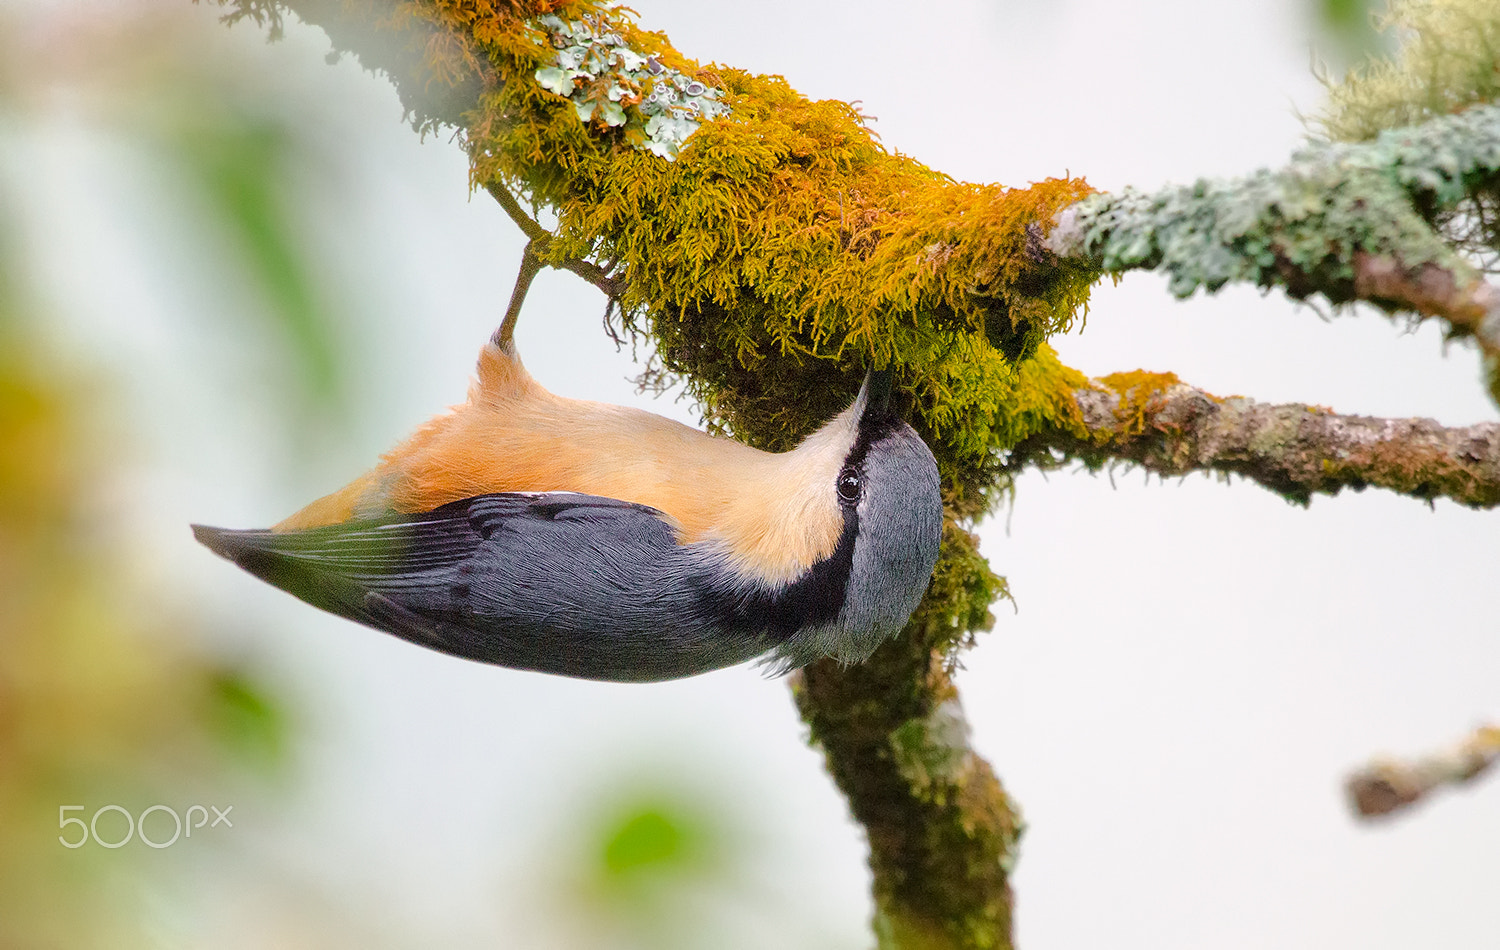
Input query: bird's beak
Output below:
<box><xmin>859</xmin><ymin>367</ymin><xmax>895</xmax><ymax>422</ymax></box>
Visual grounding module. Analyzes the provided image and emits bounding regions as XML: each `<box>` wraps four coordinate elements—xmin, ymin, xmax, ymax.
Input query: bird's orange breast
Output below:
<box><xmin>275</xmin><ymin>342</ymin><xmax>855</xmax><ymax>586</ymax></box>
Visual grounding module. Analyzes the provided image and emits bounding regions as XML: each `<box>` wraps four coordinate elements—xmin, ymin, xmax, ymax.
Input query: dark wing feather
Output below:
<box><xmin>192</xmin><ymin>492</ymin><xmax>766</xmax><ymax>681</ymax></box>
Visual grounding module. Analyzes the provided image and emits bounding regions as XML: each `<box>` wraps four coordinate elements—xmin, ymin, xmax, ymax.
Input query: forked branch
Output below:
<box><xmin>483</xmin><ymin>181</ymin><xmax>625</xmax><ymax>299</ymax></box>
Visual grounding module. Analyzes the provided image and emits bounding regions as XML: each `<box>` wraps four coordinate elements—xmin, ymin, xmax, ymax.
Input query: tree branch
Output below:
<box><xmin>1352</xmin><ymin>252</ymin><xmax>1500</xmax><ymax>385</ymax></box>
<box><xmin>483</xmin><ymin>180</ymin><xmax>549</xmax><ymax>243</ymax></box>
<box><xmin>493</xmin><ymin>240</ymin><xmax>543</xmax><ymax>348</ymax></box>
<box><xmin>793</xmin><ymin>524</ymin><xmax>1020</xmax><ymax>947</ymax></box>
<box><xmin>1011</xmin><ymin>371</ymin><xmax>1500</xmax><ymax>508</ymax></box>
<box><xmin>1346</xmin><ymin>724</ymin><xmax>1500</xmax><ymax>819</ymax></box>
<box><xmin>1046</xmin><ymin>103</ymin><xmax>1500</xmax><ymax>404</ymax></box>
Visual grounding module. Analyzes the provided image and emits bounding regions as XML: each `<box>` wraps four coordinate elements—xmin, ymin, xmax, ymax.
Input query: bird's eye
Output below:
<box><xmin>836</xmin><ymin>468</ymin><xmax>862</xmax><ymax>504</ymax></box>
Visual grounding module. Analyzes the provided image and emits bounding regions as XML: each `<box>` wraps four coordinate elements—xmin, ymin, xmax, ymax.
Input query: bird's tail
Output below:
<box><xmin>191</xmin><ymin>523</ymin><xmax>380</xmax><ymax>625</ymax></box>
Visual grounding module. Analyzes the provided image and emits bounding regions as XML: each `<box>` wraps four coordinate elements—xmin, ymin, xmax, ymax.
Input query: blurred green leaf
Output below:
<box><xmin>205</xmin><ymin>666</ymin><xmax>288</xmax><ymax>773</ymax></box>
<box><xmin>602</xmin><ymin>808</ymin><xmax>692</xmax><ymax>877</ymax></box>
<box><xmin>584</xmin><ymin>793</ymin><xmax>729</xmax><ymax>902</ymax></box>
<box><xmin>1321</xmin><ymin>0</ymin><xmax>1371</xmax><ymax>29</ymax></box>
<box><xmin>555</xmin><ymin>790</ymin><xmax>747</xmax><ymax>949</ymax></box>
<box><xmin>1315</xmin><ymin>0</ymin><xmax>1383</xmax><ymax>59</ymax></box>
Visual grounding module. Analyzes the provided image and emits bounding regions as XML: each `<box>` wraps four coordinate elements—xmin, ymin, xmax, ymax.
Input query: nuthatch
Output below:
<box><xmin>193</xmin><ymin>336</ymin><xmax>942</xmax><ymax>682</ymax></box>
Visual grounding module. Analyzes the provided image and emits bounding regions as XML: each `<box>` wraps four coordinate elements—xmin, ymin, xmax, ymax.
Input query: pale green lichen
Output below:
<box><xmin>1047</xmin><ymin>102</ymin><xmax>1500</xmax><ymax>301</ymax></box>
<box><xmin>1316</xmin><ymin>0</ymin><xmax>1500</xmax><ymax>144</ymax></box>
<box><xmin>531</xmin><ymin>7</ymin><xmax>730</xmax><ymax>160</ymax></box>
<box><xmin>1245</xmin><ymin>409</ymin><xmax>1303</xmax><ymax>461</ymax></box>
<box><xmin>1312</xmin><ymin>0</ymin><xmax>1500</xmax><ymax>274</ymax></box>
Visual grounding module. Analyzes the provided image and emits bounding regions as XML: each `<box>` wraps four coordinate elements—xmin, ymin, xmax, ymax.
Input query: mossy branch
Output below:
<box><xmin>793</xmin><ymin>523</ymin><xmax>1019</xmax><ymax>950</ymax></box>
<box><xmin>1011</xmin><ymin>371</ymin><xmax>1500</xmax><ymax>508</ymax></box>
<box><xmin>1046</xmin><ymin>102</ymin><xmax>1500</xmax><ymax>405</ymax></box>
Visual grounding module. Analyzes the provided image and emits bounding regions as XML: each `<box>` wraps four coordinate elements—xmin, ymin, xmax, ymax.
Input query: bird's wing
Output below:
<box><xmin>193</xmin><ymin>492</ymin><xmax>757</xmax><ymax>681</ymax></box>
<box><xmin>195</xmin><ymin>490</ymin><xmax>672</xmax><ymax>595</ymax></box>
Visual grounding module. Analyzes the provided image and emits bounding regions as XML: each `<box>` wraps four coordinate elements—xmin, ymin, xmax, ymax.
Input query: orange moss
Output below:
<box><xmin>1097</xmin><ymin>370</ymin><xmax>1184</xmax><ymax>437</ymax></box>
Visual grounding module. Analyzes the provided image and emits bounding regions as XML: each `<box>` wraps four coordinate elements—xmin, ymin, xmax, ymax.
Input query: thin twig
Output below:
<box><xmin>482</xmin><ymin>179</ymin><xmax>625</xmax><ymax>298</ymax></box>
<box><xmin>556</xmin><ymin>258</ymin><xmax>624</xmax><ymax>296</ymax></box>
<box><xmin>493</xmin><ymin>240</ymin><xmax>544</xmax><ymax>348</ymax></box>
<box><xmin>483</xmin><ymin>180</ymin><xmax>549</xmax><ymax>243</ymax></box>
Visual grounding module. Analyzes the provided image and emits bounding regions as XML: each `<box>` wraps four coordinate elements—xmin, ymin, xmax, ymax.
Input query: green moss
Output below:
<box><xmin>890</xmin><ymin>700</ymin><xmax>970</xmax><ymax>802</ymax></box>
<box><xmin>453</xmin><ymin>3</ymin><xmax>1095</xmax><ymax>439</ymax></box>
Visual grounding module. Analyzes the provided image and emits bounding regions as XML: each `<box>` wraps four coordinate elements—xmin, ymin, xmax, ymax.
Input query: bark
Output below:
<box><xmin>1013</xmin><ymin>371</ymin><xmax>1500</xmax><ymax>508</ymax></box>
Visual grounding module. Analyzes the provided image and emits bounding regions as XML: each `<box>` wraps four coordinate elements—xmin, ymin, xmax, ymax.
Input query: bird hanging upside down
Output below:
<box><xmin>193</xmin><ymin>336</ymin><xmax>942</xmax><ymax>682</ymax></box>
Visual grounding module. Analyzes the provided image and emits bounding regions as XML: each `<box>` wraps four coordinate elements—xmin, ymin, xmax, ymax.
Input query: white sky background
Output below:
<box><xmin>8</xmin><ymin>0</ymin><xmax>1499</xmax><ymax>946</ymax></box>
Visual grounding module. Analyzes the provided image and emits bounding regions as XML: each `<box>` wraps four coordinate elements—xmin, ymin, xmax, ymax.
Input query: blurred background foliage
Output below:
<box><xmin>0</xmin><ymin>6</ymin><xmax>293</xmax><ymax>945</ymax></box>
<box><xmin>0</xmin><ymin>2</ymin><xmax>812</xmax><ymax>947</ymax></box>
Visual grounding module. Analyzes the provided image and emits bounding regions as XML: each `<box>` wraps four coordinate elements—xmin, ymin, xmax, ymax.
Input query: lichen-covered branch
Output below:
<box><xmin>1346</xmin><ymin>723</ymin><xmax>1500</xmax><ymax>819</ymax></box>
<box><xmin>1315</xmin><ymin>0</ymin><xmax>1500</xmax><ymax>277</ymax></box>
<box><xmin>1046</xmin><ymin>102</ymin><xmax>1500</xmax><ymax>404</ymax></box>
<box><xmin>1011</xmin><ymin>371</ymin><xmax>1500</xmax><ymax>508</ymax></box>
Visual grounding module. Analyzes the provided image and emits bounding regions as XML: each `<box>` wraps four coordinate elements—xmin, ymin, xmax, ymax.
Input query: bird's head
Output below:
<box><xmin>767</xmin><ymin>369</ymin><xmax>943</xmax><ymax>670</ymax></box>
<box><xmin>839</xmin><ymin>370</ymin><xmax>944</xmax><ymax>648</ymax></box>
